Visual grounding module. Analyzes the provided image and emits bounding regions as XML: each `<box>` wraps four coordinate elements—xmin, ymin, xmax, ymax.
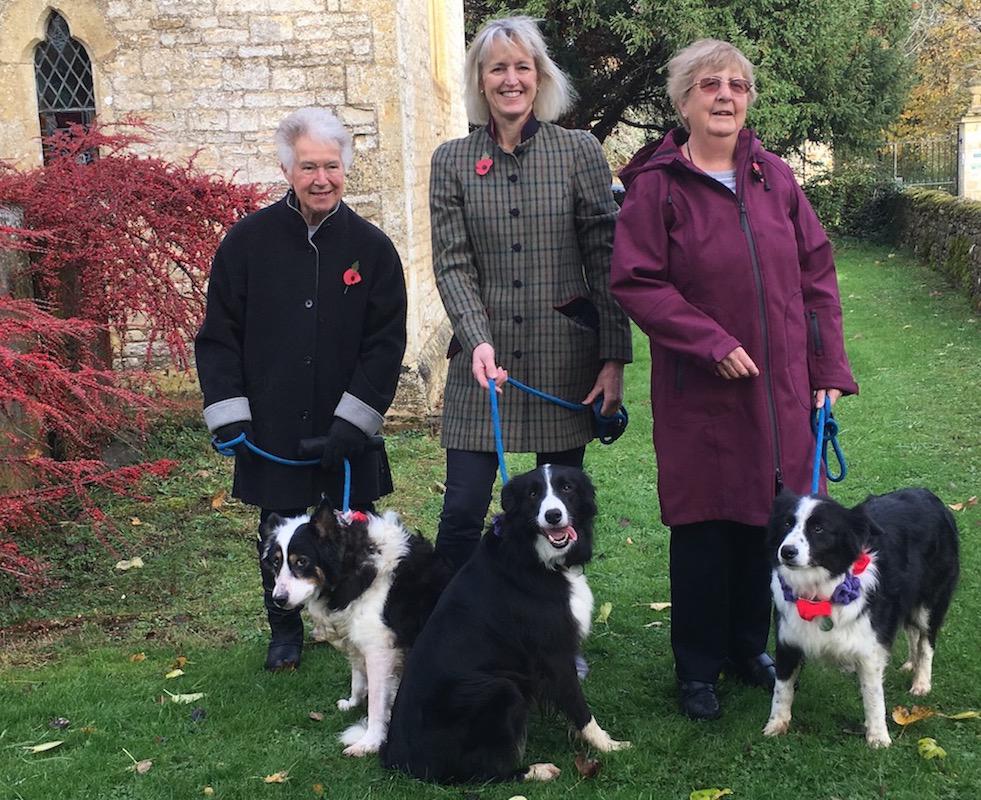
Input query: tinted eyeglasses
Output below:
<box><xmin>689</xmin><ymin>76</ymin><xmax>753</xmax><ymax>96</ymax></box>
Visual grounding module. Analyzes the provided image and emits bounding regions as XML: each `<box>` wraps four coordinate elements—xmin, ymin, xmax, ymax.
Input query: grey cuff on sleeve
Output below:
<box><xmin>334</xmin><ymin>392</ymin><xmax>384</xmax><ymax>436</ymax></box>
<box><xmin>203</xmin><ymin>396</ymin><xmax>253</xmax><ymax>432</ymax></box>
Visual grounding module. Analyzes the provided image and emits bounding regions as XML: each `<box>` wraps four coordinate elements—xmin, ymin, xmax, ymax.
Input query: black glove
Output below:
<box><xmin>213</xmin><ymin>421</ymin><xmax>253</xmax><ymax>457</ymax></box>
<box><xmin>320</xmin><ymin>418</ymin><xmax>368</xmax><ymax>470</ymax></box>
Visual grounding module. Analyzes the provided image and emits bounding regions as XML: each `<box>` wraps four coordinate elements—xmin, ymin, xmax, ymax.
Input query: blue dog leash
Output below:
<box><xmin>810</xmin><ymin>397</ymin><xmax>846</xmax><ymax>494</ymax></box>
<box><xmin>211</xmin><ymin>434</ymin><xmax>352</xmax><ymax>512</ymax></box>
<box><xmin>487</xmin><ymin>376</ymin><xmax>629</xmax><ymax>484</ymax></box>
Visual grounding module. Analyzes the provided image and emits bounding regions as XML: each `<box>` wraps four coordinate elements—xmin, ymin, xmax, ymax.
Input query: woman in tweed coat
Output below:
<box><xmin>431</xmin><ymin>16</ymin><xmax>632</xmax><ymax>571</ymax></box>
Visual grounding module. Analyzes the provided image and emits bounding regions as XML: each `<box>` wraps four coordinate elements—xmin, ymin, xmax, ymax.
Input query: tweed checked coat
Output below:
<box><xmin>432</xmin><ymin>119</ymin><xmax>633</xmax><ymax>453</ymax></box>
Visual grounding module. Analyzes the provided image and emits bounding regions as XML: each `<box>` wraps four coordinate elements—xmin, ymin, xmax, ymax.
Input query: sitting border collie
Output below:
<box><xmin>763</xmin><ymin>488</ymin><xmax>959</xmax><ymax>748</ymax></box>
<box><xmin>259</xmin><ymin>502</ymin><xmax>451</xmax><ymax>756</ymax></box>
<box><xmin>381</xmin><ymin>465</ymin><xmax>630</xmax><ymax>784</ymax></box>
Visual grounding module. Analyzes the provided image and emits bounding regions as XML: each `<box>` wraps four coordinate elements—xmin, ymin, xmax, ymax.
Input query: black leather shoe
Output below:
<box><xmin>726</xmin><ymin>653</ymin><xmax>776</xmax><ymax>690</ymax></box>
<box><xmin>679</xmin><ymin>681</ymin><xmax>721</xmax><ymax>720</ymax></box>
<box><xmin>265</xmin><ymin>641</ymin><xmax>302</xmax><ymax>671</ymax></box>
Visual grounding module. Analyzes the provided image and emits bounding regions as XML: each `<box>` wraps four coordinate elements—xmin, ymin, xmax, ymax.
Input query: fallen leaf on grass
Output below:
<box><xmin>27</xmin><ymin>741</ymin><xmax>64</xmax><ymax>753</ymax></box>
<box><xmin>942</xmin><ymin>710</ymin><xmax>980</xmax><ymax>720</ymax></box>
<box><xmin>165</xmin><ymin>669</ymin><xmax>185</xmax><ymax>679</ymax></box>
<box><xmin>918</xmin><ymin>737</ymin><xmax>947</xmax><ymax>760</ymax></box>
<box><xmin>625</xmin><ymin>536</ymin><xmax>634</xmax><ymax>545</ymax></box>
<box><xmin>649</xmin><ymin>602</ymin><xmax>671</xmax><ymax>611</ymax></box>
<box><xmin>690</xmin><ymin>790</ymin><xmax>733</xmax><ymax>800</ymax></box>
<box><xmin>132</xmin><ymin>759</ymin><xmax>153</xmax><ymax>775</ymax></box>
<box><xmin>264</xmin><ymin>771</ymin><xmax>289</xmax><ymax>783</ymax></box>
<box><xmin>312</xmin><ymin>784</ymin><xmax>324</xmax><ymax>797</ymax></box>
<box><xmin>48</xmin><ymin>717</ymin><xmax>70</xmax><ymax>729</ymax></box>
<box><xmin>574</xmin><ymin>752</ymin><xmax>601</xmax><ymax>778</ymax></box>
<box><xmin>210</xmin><ymin>490</ymin><xmax>227</xmax><ymax>510</ymax></box>
<box><xmin>194</xmin><ymin>469</ymin><xmax>211</xmax><ymax>478</ymax></box>
<box><xmin>165</xmin><ymin>690</ymin><xmax>205</xmax><ymax>704</ymax></box>
<box><xmin>202</xmin><ymin>788</ymin><xmax>214</xmax><ymax>797</ymax></box>
<box><xmin>80</xmin><ymin>726</ymin><xmax>96</xmax><ymax>735</ymax></box>
<box><xmin>308</xmin><ymin>711</ymin><xmax>325</xmax><ymax>722</ymax></box>
<box><xmin>115</xmin><ymin>557</ymin><xmax>145</xmax><ymax>571</ymax></box>
<box><xmin>595</xmin><ymin>602</ymin><xmax>613</xmax><ymax>624</ymax></box>
<box><xmin>173</xmin><ymin>655</ymin><xmax>189</xmax><ymax>669</ymax></box>
<box><xmin>892</xmin><ymin>705</ymin><xmax>936</xmax><ymax>726</ymax></box>
<box><xmin>130</xmin><ymin>517</ymin><xmax>142</xmax><ymax>526</ymax></box>
<box><xmin>129</xmin><ymin>652</ymin><xmax>147</xmax><ymax>663</ymax></box>
<box><xmin>947</xmin><ymin>496</ymin><xmax>977</xmax><ymax>512</ymax></box>
<box><xmin>644</xmin><ymin>621</ymin><xmax>664</xmax><ymax>628</ymax></box>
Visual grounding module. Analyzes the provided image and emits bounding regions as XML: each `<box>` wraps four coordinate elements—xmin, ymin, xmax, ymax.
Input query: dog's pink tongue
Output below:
<box><xmin>554</xmin><ymin>525</ymin><xmax>577</xmax><ymax>542</ymax></box>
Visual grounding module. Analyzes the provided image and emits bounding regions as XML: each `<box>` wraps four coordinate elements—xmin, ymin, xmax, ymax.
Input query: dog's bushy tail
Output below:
<box><xmin>339</xmin><ymin>718</ymin><xmax>368</xmax><ymax>746</ymax></box>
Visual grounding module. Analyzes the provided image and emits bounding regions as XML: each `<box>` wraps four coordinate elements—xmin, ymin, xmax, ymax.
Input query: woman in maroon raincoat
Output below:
<box><xmin>610</xmin><ymin>40</ymin><xmax>858</xmax><ymax>720</ymax></box>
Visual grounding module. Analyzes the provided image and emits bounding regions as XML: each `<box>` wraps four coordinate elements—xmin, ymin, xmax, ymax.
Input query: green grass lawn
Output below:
<box><xmin>2</xmin><ymin>242</ymin><xmax>979</xmax><ymax>800</ymax></box>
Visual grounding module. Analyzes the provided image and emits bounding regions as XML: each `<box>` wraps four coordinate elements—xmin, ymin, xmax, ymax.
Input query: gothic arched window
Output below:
<box><xmin>34</xmin><ymin>12</ymin><xmax>96</xmax><ymax>162</ymax></box>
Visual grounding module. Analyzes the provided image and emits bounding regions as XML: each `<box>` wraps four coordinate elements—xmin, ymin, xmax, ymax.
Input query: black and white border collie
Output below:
<box><xmin>259</xmin><ymin>502</ymin><xmax>450</xmax><ymax>756</ymax></box>
<box><xmin>381</xmin><ymin>465</ymin><xmax>630</xmax><ymax>784</ymax></box>
<box><xmin>763</xmin><ymin>488</ymin><xmax>959</xmax><ymax>747</ymax></box>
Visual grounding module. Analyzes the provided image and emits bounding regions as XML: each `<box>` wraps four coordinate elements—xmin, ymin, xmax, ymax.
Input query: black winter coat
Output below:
<box><xmin>195</xmin><ymin>193</ymin><xmax>407</xmax><ymax>509</ymax></box>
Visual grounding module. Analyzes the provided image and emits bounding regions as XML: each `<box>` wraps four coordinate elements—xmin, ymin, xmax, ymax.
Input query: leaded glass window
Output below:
<box><xmin>34</xmin><ymin>12</ymin><xmax>96</xmax><ymax>162</ymax></box>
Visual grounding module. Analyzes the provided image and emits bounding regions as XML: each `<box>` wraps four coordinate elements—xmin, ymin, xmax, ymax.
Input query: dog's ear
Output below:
<box><xmin>501</xmin><ymin>474</ymin><xmax>520</xmax><ymax>514</ymax></box>
<box><xmin>310</xmin><ymin>497</ymin><xmax>339</xmax><ymax>540</ymax></box>
<box><xmin>259</xmin><ymin>513</ymin><xmax>284</xmax><ymax>541</ymax></box>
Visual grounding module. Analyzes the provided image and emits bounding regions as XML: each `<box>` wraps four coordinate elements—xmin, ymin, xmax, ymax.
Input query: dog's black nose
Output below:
<box><xmin>271</xmin><ymin>593</ymin><xmax>289</xmax><ymax>608</ymax></box>
<box><xmin>780</xmin><ymin>544</ymin><xmax>798</xmax><ymax>562</ymax></box>
<box><xmin>544</xmin><ymin>508</ymin><xmax>563</xmax><ymax>525</ymax></box>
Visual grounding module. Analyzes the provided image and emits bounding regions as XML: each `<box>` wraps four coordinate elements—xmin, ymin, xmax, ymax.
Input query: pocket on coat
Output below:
<box><xmin>553</xmin><ymin>295</ymin><xmax>599</xmax><ymax>332</ymax></box>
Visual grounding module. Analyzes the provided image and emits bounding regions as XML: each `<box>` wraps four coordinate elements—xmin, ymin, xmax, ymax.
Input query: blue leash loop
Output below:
<box><xmin>487</xmin><ymin>376</ymin><xmax>629</xmax><ymax>484</ymax></box>
<box><xmin>211</xmin><ymin>433</ymin><xmax>352</xmax><ymax>512</ymax></box>
<box><xmin>810</xmin><ymin>398</ymin><xmax>846</xmax><ymax>494</ymax></box>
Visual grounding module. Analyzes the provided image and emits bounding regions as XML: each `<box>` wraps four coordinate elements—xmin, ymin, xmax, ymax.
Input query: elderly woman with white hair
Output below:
<box><xmin>431</xmin><ymin>16</ymin><xmax>632</xmax><ymax>576</ymax></box>
<box><xmin>611</xmin><ymin>40</ymin><xmax>858</xmax><ymax>719</ymax></box>
<box><xmin>195</xmin><ymin>107</ymin><xmax>407</xmax><ymax>671</ymax></box>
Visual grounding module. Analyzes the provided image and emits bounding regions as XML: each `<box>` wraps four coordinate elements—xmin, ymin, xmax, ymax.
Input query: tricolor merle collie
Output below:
<box><xmin>763</xmin><ymin>488</ymin><xmax>959</xmax><ymax>748</ymax></box>
<box><xmin>259</xmin><ymin>502</ymin><xmax>451</xmax><ymax>756</ymax></box>
<box><xmin>381</xmin><ymin>465</ymin><xmax>630</xmax><ymax>784</ymax></box>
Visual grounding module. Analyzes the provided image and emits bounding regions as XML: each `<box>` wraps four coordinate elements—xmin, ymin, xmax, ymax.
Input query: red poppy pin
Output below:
<box><xmin>343</xmin><ymin>260</ymin><xmax>361</xmax><ymax>294</ymax></box>
<box><xmin>751</xmin><ymin>160</ymin><xmax>764</xmax><ymax>182</ymax></box>
<box><xmin>475</xmin><ymin>152</ymin><xmax>493</xmax><ymax>176</ymax></box>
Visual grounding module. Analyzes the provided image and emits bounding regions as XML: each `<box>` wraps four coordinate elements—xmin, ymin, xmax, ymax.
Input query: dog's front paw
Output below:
<box><xmin>909</xmin><ymin>679</ymin><xmax>932</xmax><ymax>696</ymax></box>
<box><xmin>866</xmin><ymin>729</ymin><xmax>892</xmax><ymax>749</ymax></box>
<box><xmin>763</xmin><ymin>718</ymin><xmax>790</xmax><ymax>737</ymax></box>
<box><xmin>523</xmin><ymin>762</ymin><xmax>561</xmax><ymax>782</ymax></box>
<box><xmin>602</xmin><ymin>738</ymin><xmax>631</xmax><ymax>752</ymax></box>
<box><xmin>336</xmin><ymin>697</ymin><xmax>361</xmax><ymax>711</ymax></box>
<box><xmin>342</xmin><ymin>736</ymin><xmax>383</xmax><ymax>757</ymax></box>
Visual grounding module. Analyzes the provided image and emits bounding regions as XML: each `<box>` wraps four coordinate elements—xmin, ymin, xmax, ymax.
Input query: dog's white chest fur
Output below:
<box><xmin>564</xmin><ymin>566</ymin><xmax>593</xmax><ymax>642</ymax></box>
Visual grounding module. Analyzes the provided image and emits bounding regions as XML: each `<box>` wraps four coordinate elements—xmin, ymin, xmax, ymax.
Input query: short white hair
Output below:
<box><xmin>463</xmin><ymin>16</ymin><xmax>576</xmax><ymax>126</ymax></box>
<box><xmin>666</xmin><ymin>39</ymin><xmax>758</xmax><ymax>129</ymax></box>
<box><xmin>274</xmin><ymin>107</ymin><xmax>354</xmax><ymax>170</ymax></box>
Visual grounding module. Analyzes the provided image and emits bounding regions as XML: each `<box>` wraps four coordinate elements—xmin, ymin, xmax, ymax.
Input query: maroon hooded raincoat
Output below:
<box><xmin>610</xmin><ymin>128</ymin><xmax>859</xmax><ymax>528</ymax></box>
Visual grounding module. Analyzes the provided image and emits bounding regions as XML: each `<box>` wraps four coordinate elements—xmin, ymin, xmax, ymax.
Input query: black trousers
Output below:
<box><xmin>435</xmin><ymin>446</ymin><xmax>586</xmax><ymax>571</ymax></box>
<box><xmin>669</xmin><ymin>520</ymin><xmax>772</xmax><ymax>683</ymax></box>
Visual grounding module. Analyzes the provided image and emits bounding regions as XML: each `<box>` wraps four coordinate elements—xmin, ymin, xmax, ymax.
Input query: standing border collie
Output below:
<box><xmin>259</xmin><ymin>502</ymin><xmax>451</xmax><ymax>756</ymax></box>
<box><xmin>763</xmin><ymin>488</ymin><xmax>959</xmax><ymax>747</ymax></box>
<box><xmin>381</xmin><ymin>465</ymin><xmax>630</xmax><ymax>784</ymax></box>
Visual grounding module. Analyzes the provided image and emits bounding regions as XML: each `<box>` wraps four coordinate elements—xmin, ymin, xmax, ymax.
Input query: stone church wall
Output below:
<box><xmin>0</xmin><ymin>0</ymin><xmax>465</xmax><ymax>425</ymax></box>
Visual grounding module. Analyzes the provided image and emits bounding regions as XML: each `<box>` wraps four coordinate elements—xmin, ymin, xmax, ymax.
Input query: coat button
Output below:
<box><xmin>303</xmin><ymin>355</ymin><xmax>313</xmax><ymax>366</ymax></box>
<box><xmin>512</xmin><ymin>279</ymin><xmax>523</xmax><ymax>288</ymax></box>
<box><xmin>511</xmin><ymin>243</ymin><xmax>522</xmax><ymax>252</ymax></box>
<box><xmin>508</xmin><ymin>174</ymin><xmax>518</xmax><ymax>182</ymax></box>
<box><xmin>300</xmin><ymin>410</ymin><xmax>310</xmax><ymax>420</ymax></box>
<box><xmin>513</xmin><ymin>350</ymin><xmax>522</xmax><ymax>359</ymax></box>
<box><xmin>513</xmin><ymin>315</ymin><xmax>523</xmax><ymax>323</ymax></box>
<box><xmin>304</xmin><ymin>299</ymin><xmax>313</xmax><ymax>308</ymax></box>
<box><xmin>510</xmin><ymin>208</ymin><xmax>520</xmax><ymax>217</ymax></box>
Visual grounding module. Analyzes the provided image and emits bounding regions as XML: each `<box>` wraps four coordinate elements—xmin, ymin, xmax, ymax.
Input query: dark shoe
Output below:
<box><xmin>679</xmin><ymin>681</ymin><xmax>721</xmax><ymax>720</ymax></box>
<box><xmin>726</xmin><ymin>653</ymin><xmax>776</xmax><ymax>691</ymax></box>
<box><xmin>265</xmin><ymin>640</ymin><xmax>302</xmax><ymax>671</ymax></box>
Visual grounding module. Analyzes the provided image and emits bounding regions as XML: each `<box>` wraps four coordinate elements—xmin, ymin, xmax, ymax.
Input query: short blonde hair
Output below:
<box><xmin>274</xmin><ymin>107</ymin><xmax>354</xmax><ymax>171</ymax></box>
<box><xmin>463</xmin><ymin>16</ymin><xmax>576</xmax><ymax>125</ymax></box>
<box><xmin>666</xmin><ymin>39</ymin><xmax>758</xmax><ymax>129</ymax></box>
